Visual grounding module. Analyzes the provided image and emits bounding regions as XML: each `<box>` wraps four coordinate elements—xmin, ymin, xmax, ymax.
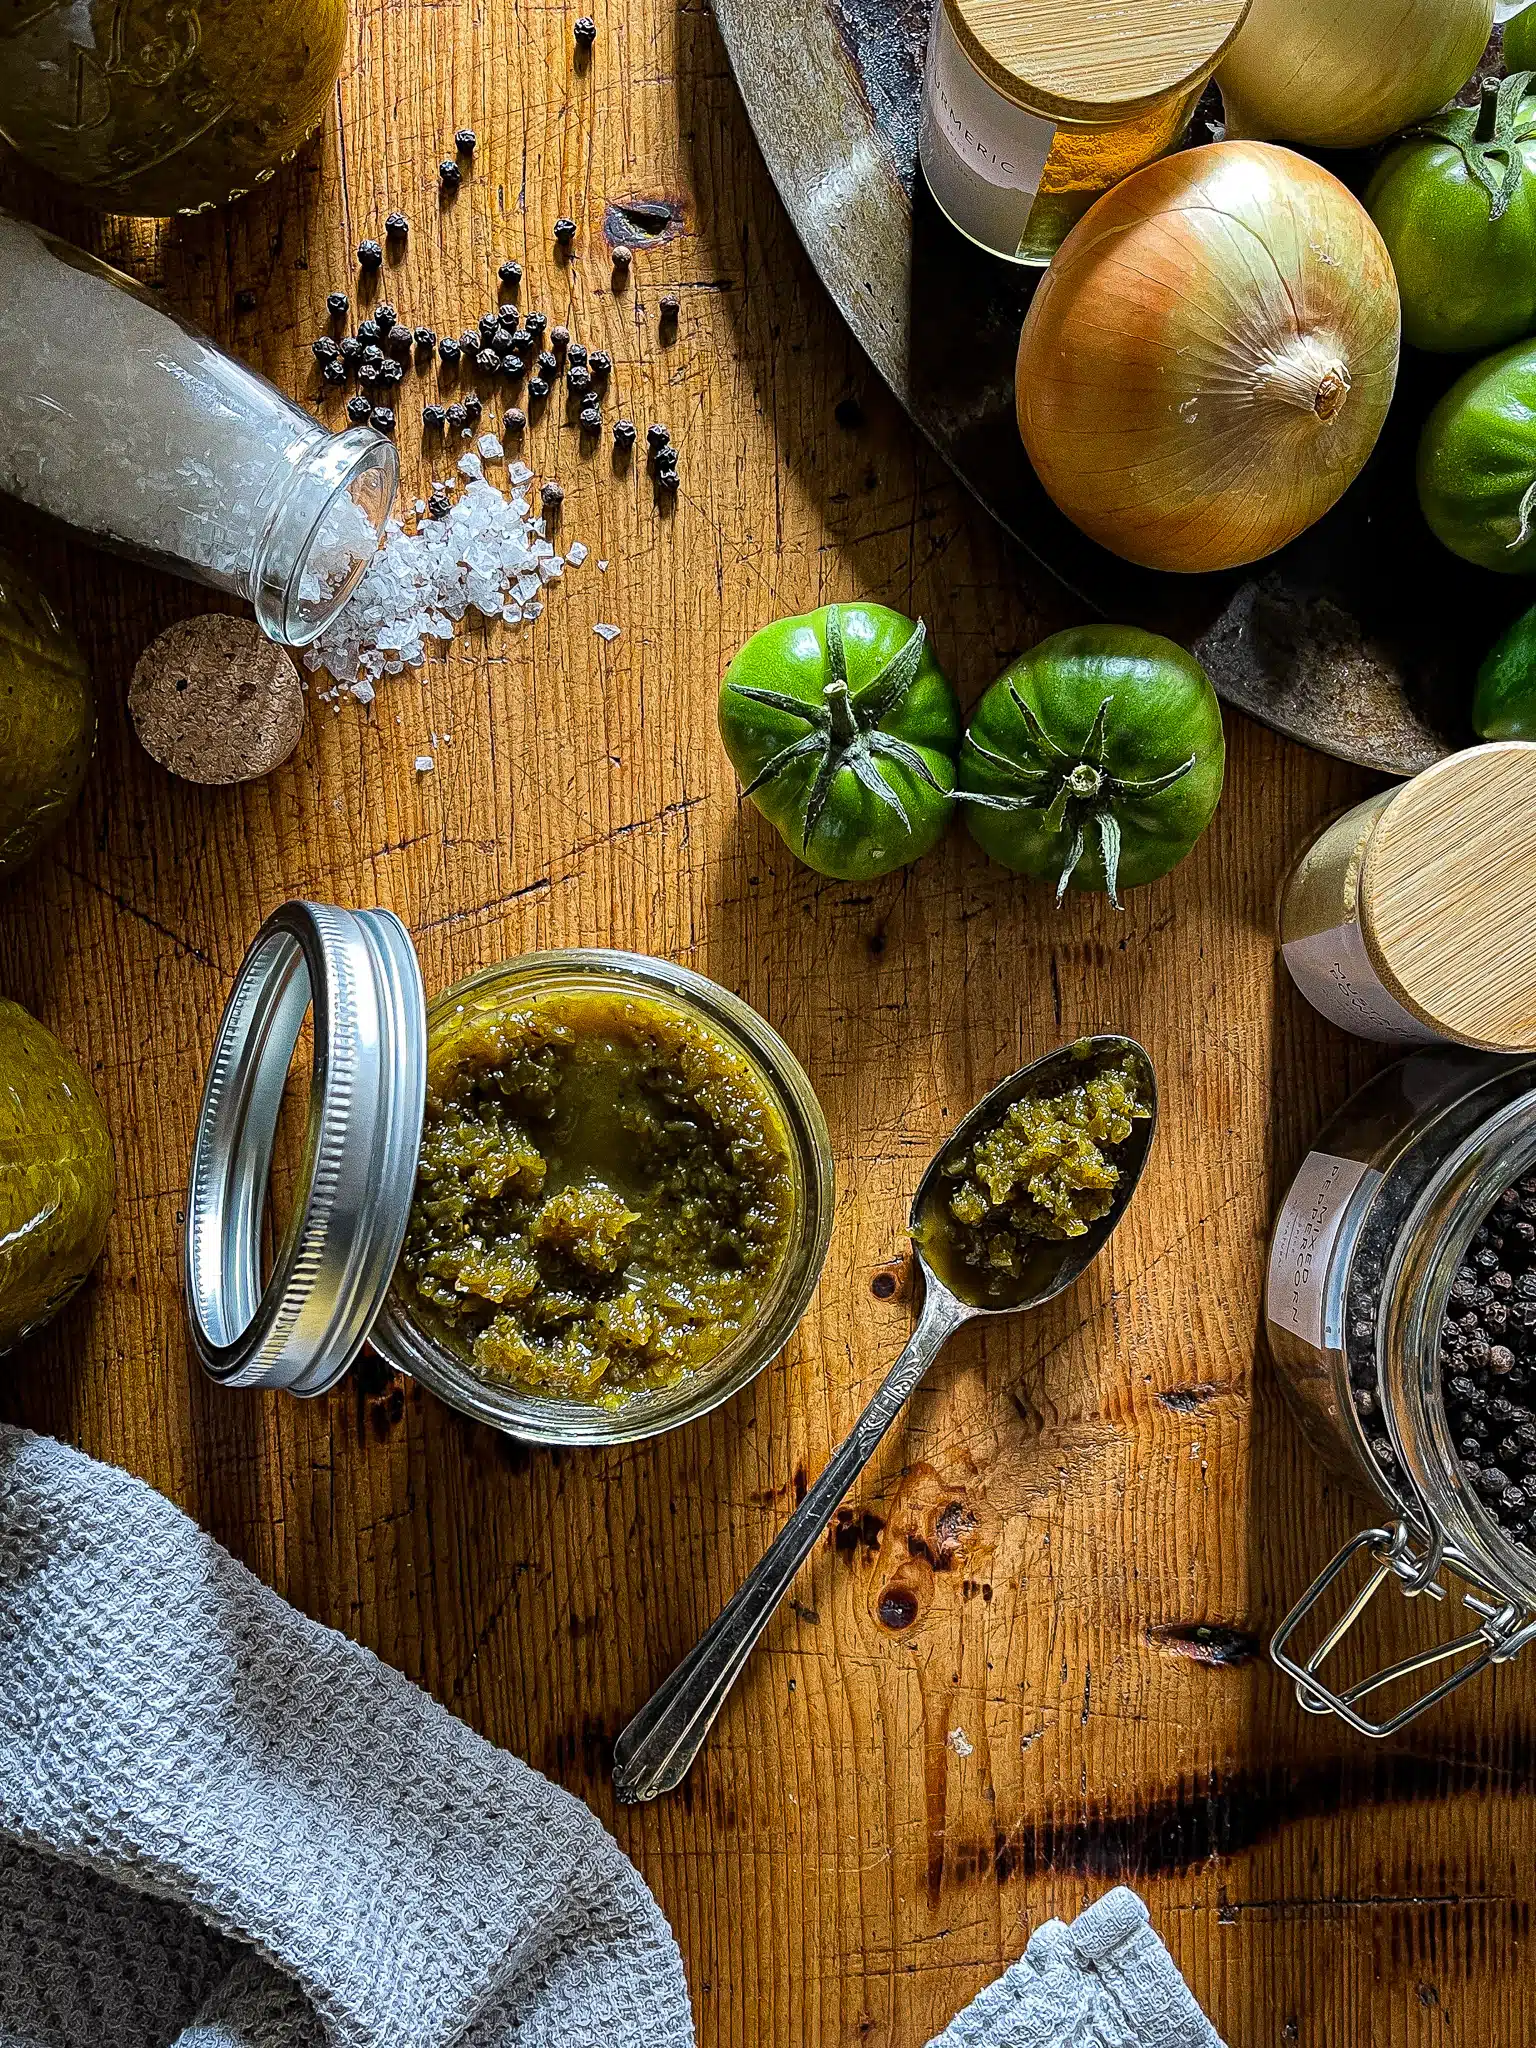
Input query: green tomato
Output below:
<box><xmin>1508</xmin><ymin>6</ymin><xmax>1536</xmax><ymax>72</ymax></box>
<box><xmin>718</xmin><ymin>602</ymin><xmax>961</xmax><ymax>881</ymax></box>
<box><xmin>959</xmin><ymin>626</ymin><xmax>1225</xmax><ymax>905</ymax></box>
<box><xmin>1418</xmin><ymin>337</ymin><xmax>1536</xmax><ymax>572</ymax></box>
<box><xmin>1367</xmin><ymin>76</ymin><xmax>1536</xmax><ymax>354</ymax></box>
<box><xmin>1473</xmin><ymin>604</ymin><xmax>1536</xmax><ymax>737</ymax></box>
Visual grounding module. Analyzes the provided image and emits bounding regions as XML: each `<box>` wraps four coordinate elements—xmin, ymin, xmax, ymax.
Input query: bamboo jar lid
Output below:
<box><xmin>1361</xmin><ymin>743</ymin><xmax>1536</xmax><ymax>1052</ymax></box>
<box><xmin>941</xmin><ymin>0</ymin><xmax>1251</xmax><ymax>121</ymax></box>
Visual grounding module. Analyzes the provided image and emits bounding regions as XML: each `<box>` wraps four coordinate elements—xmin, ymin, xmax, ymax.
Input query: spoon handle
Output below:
<box><xmin>612</xmin><ymin>1286</ymin><xmax>970</xmax><ymax>1804</ymax></box>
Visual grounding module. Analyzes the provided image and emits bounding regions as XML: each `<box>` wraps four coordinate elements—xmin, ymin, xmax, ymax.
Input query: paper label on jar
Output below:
<box><xmin>920</xmin><ymin>2</ymin><xmax>1056</xmax><ymax>197</ymax></box>
<box><xmin>1268</xmin><ymin>1150</ymin><xmax>1379</xmax><ymax>1352</ymax></box>
<box><xmin>1282</xmin><ymin>916</ymin><xmax>1442</xmax><ymax>1046</ymax></box>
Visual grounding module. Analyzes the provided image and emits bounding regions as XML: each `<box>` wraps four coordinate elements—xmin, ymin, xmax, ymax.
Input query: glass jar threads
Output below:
<box><xmin>918</xmin><ymin>0</ymin><xmax>1250</xmax><ymax>265</ymax></box>
<box><xmin>184</xmin><ymin>904</ymin><xmax>836</xmax><ymax>1447</ymax></box>
<box><xmin>1267</xmin><ymin>1049</ymin><xmax>1536</xmax><ymax>1736</ymax></box>
<box><xmin>0</xmin><ymin>0</ymin><xmax>349</xmax><ymax>217</ymax></box>
<box><xmin>1279</xmin><ymin>742</ymin><xmax>1536</xmax><ymax>1050</ymax></box>
<box><xmin>0</xmin><ymin>214</ymin><xmax>394</xmax><ymax>649</ymax></box>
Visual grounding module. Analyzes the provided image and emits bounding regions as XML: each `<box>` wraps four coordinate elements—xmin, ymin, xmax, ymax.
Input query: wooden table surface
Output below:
<box><xmin>3</xmin><ymin>5</ymin><xmax>1532</xmax><ymax>2044</ymax></box>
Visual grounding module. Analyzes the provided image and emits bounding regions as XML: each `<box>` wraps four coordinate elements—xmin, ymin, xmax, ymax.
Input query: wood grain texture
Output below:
<box><xmin>0</xmin><ymin>4</ymin><xmax>1530</xmax><ymax>2045</ymax></box>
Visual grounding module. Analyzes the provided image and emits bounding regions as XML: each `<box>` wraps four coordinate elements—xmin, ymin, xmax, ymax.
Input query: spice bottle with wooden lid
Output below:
<box><xmin>918</xmin><ymin>0</ymin><xmax>1250</xmax><ymax>265</ymax></box>
<box><xmin>1279</xmin><ymin>743</ymin><xmax>1536</xmax><ymax>1052</ymax></box>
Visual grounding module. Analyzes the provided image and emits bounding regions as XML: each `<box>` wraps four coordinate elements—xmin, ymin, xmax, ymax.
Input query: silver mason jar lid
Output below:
<box><xmin>183</xmin><ymin>901</ymin><xmax>427</xmax><ymax>1396</ymax></box>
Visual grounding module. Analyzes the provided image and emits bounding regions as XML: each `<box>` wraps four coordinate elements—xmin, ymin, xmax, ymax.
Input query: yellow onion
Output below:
<box><xmin>1217</xmin><ymin>0</ymin><xmax>1493</xmax><ymax>151</ymax></box>
<box><xmin>1015</xmin><ymin>143</ymin><xmax>1401</xmax><ymax>576</ymax></box>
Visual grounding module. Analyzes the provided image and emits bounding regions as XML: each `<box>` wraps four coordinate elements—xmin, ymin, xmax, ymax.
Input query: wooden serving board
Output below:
<box><xmin>713</xmin><ymin>0</ymin><xmax>1516</xmax><ymax>775</ymax></box>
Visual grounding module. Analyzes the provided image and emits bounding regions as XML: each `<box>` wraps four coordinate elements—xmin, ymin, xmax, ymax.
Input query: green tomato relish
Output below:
<box><xmin>400</xmin><ymin>986</ymin><xmax>797</xmax><ymax>1404</ymax></box>
<box><xmin>918</xmin><ymin>1055</ymin><xmax>1150</xmax><ymax>1305</ymax></box>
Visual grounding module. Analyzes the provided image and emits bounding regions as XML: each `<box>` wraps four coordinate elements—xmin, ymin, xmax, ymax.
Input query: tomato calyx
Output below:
<box><xmin>965</xmin><ymin>688</ymin><xmax>1195</xmax><ymax>908</ymax></box>
<box><xmin>1416</xmin><ymin>72</ymin><xmax>1536</xmax><ymax>222</ymax></box>
<box><xmin>731</xmin><ymin>604</ymin><xmax>947</xmax><ymax>850</ymax></box>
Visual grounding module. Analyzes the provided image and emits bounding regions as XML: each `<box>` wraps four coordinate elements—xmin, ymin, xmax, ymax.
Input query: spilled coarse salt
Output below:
<box><xmin>598</xmin><ymin>558</ymin><xmax>610</xmax><ymax>571</ymax></box>
<box><xmin>302</xmin><ymin>471</ymin><xmax>568</xmax><ymax>689</ymax></box>
<box><xmin>477</xmin><ymin>433</ymin><xmax>504</xmax><ymax>462</ymax></box>
<box><xmin>947</xmin><ymin>1726</ymin><xmax>973</xmax><ymax>1758</ymax></box>
<box><xmin>594</xmin><ymin>622</ymin><xmax>621</xmax><ymax>642</ymax></box>
<box><xmin>414</xmin><ymin>755</ymin><xmax>434</xmax><ymax>773</ymax></box>
<box><xmin>566</xmin><ymin>540</ymin><xmax>588</xmax><ymax>567</ymax></box>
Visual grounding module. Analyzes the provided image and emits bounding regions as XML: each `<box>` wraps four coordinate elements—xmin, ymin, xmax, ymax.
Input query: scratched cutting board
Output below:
<box><xmin>713</xmin><ymin>0</ymin><xmax>1520</xmax><ymax>775</ymax></box>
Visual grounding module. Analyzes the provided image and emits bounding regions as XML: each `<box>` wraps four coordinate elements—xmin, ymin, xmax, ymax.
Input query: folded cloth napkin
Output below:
<box><xmin>0</xmin><ymin>1425</ymin><xmax>694</xmax><ymax>2048</ymax></box>
<box><xmin>925</xmin><ymin>1887</ymin><xmax>1226</xmax><ymax>2048</ymax></box>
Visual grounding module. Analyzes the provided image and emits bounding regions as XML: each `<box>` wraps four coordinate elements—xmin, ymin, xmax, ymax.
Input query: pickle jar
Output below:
<box><xmin>183</xmin><ymin>903</ymin><xmax>836</xmax><ymax>1447</ymax></box>
<box><xmin>0</xmin><ymin>213</ymin><xmax>394</xmax><ymax>649</ymax></box>
<box><xmin>918</xmin><ymin>0</ymin><xmax>1250</xmax><ymax>265</ymax></box>
<box><xmin>1279</xmin><ymin>742</ymin><xmax>1536</xmax><ymax>1051</ymax></box>
<box><xmin>0</xmin><ymin>0</ymin><xmax>349</xmax><ymax>217</ymax></box>
<box><xmin>1267</xmin><ymin>1049</ymin><xmax>1536</xmax><ymax>1736</ymax></box>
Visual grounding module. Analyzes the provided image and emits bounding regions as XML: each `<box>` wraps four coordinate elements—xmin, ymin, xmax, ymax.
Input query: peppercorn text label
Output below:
<box><xmin>1282</xmin><ymin>917</ymin><xmax>1442</xmax><ymax>1046</ymax></box>
<box><xmin>1267</xmin><ymin>1149</ymin><xmax>1380</xmax><ymax>1353</ymax></box>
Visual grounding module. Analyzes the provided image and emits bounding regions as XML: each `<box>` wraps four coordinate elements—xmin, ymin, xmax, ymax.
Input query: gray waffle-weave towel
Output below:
<box><xmin>925</xmin><ymin>1887</ymin><xmax>1226</xmax><ymax>2048</ymax></box>
<box><xmin>0</xmin><ymin>1424</ymin><xmax>694</xmax><ymax>2048</ymax></box>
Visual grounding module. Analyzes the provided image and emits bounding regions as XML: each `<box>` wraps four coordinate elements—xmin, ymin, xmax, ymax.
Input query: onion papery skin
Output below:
<box><xmin>1216</xmin><ymin>0</ymin><xmax>1493</xmax><ymax>152</ymax></box>
<box><xmin>1015</xmin><ymin>143</ymin><xmax>1401</xmax><ymax>575</ymax></box>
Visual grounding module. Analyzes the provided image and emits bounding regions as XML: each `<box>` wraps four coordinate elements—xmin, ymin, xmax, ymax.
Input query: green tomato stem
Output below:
<box><xmin>824</xmin><ymin>676</ymin><xmax>860</xmax><ymax>746</ymax></box>
<box><xmin>1066</xmin><ymin>762</ymin><xmax>1103</xmax><ymax>799</ymax></box>
<box><xmin>1477</xmin><ymin>75</ymin><xmax>1500</xmax><ymax>145</ymax></box>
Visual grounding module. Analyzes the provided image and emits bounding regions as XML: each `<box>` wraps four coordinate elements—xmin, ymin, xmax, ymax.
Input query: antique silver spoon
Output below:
<box><xmin>612</xmin><ymin>1033</ymin><xmax>1157</xmax><ymax>1804</ymax></box>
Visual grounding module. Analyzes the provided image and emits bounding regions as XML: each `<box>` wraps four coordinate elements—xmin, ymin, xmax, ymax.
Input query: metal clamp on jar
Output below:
<box><xmin>1267</xmin><ymin>1053</ymin><xmax>1536</xmax><ymax>1736</ymax></box>
<box><xmin>184</xmin><ymin>902</ymin><xmax>834</xmax><ymax>1446</ymax></box>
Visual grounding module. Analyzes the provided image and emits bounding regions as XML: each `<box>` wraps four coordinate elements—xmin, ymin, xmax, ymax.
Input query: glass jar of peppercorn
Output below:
<box><xmin>0</xmin><ymin>0</ymin><xmax>348</xmax><ymax>216</ymax></box>
<box><xmin>1267</xmin><ymin>1049</ymin><xmax>1536</xmax><ymax>1737</ymax></box>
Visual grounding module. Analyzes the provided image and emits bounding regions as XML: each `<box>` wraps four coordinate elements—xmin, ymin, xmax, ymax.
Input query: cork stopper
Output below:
<box><xmin>129</xmin><ymin>616</ymin><xmax>305</xmax><ymax>785</ymax></box>
<box><xmin>1361</xmin><ymin>743</ymin><xmax>1536</xmax><ymax>1052</ymax></box>
<box><xmin>942</xmin><ymin>0</ymin><xmax>1251</xmax><ymax>120</ymax></box>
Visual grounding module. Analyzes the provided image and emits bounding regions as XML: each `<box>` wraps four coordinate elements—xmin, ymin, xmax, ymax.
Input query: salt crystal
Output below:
<box><xmin>598</xmin><ymin>559</ymin><xmax>609</xmax><ymax>571</ymax></box>
<box><xmin>947</xmin><ymin>1727</ymin><xmax>973</xmax><ymax>1758</ymax></box>
<box><xmin>566</xmin><ymin>541</ymin><xmax>588</xmax><ymax>567</ymax></box>
<box><xmin>594</xmin><ymin>622</ymin><xmax>621</xmax><ymax>641</ymax></box>
<box><xmin>458</xmin><ymin>452</ymin><xmax>483</xmax><ymax>480</ymax></box>
<box><xmin>477</xmin><ymin>433</ymin><xmax>504</xmax><ymax>461</ymax></box>
<box><xmin>414</xmin><ymin>755</ymin><xmax>434</xmax><ymax>773</ymax></box>
<box><xmin>352</xmin><ymin>680</ymin><xmax>375</xmax><ymax>704</ymax></box>
<box><xmin>509</xmin><ymin>461</ymin><xmax>533</xmax><ymax>486</ymax></box>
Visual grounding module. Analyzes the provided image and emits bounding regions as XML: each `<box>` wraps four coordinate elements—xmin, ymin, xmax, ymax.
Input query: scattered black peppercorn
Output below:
<box><xmin>533</xmin><ymin>351</ymin><xmax>555</xmax><ymax>378</ymax></box>
<box><xmin>611</xmin><ymin>245</ymin><xmax>632</xmax><ymax>276</ymax></box>
<box><xmin>387</xmin><ymin>327</ymin><xmax>413</xmax><ymax>359</ymax></box>
<box><xmin>656</xmin><ymin>466</ymin><xmax>679</xmax><ymax>493</ymax></box>
<box><xmin>528</xmin><ymin>376</ymin><xmax>550</xmax><ymax>400</ymax></box>
<box><xmin>476</xmin><ymin>348</ymin><xmax>500</xmax><ymax>373</ymax></box>
<box><xmin>357</xmin><ymin>319</ymin><xmax>380</xmax><ymax>345</ymax></box>
<box><xmin>347</xmin><ymin>394</ymin><xmax>373</xmax><ymax>423</ymax></box>
<box><xmin>498</xmin><ymin>258</ymin><xmax>523</xmax><ymax>288</ymax></box>
<box><xmin>414</xmin><ymin>326</ymin><xmax>437</xmax><ymax>351</ymax></box>
<box><xmin>377</xmin><ymin>306</ymin><xmax>398</xmax><ymax>335</ymax></box>
<box><xmin>446</xmin><ymin>403</ymin><xmax>468</xmax><ymax>428</ymax></box>
<box><xmin>385</xmin><ymin>211</ymin><xmax>409</xmax><ymax>238</ymax></box>
<box><xmin>550</xmin><ymin>326</ymin><xmax>570</xmax><ymax>350</ymax></box>
<box><xmin>589</xmin><ymin>350</ymin><xmax>611</xmax><ymax>378</ymax></box>
<box><xmin>455</xmin><ymin>127</ymin><xmax>477</xmax><ymax>153</ymax></box>
<box><xmin>510</xmin><ymin>326</ymin><xmax>533</xmax><ymax>351</ymax></box>
<box><xmin>440</xmin><ymin>158</ymin><xmax>462</xmax><ymax>189</ymax></box>
<box><xmin>358</xmin><ymin>239</ymin><xmax>384</xmax><ymax>269</ymax></box>
<box><xmin>646</xmin><ymin>422</ymin><xmax>671</xmax><ymax>451</ymax></box>
<box><xmin>381</xmin><ymin>359</ymin><xmax>405</xmax><ymax>386</ymax></box>
<box><xmin>463</xmin><ymin>392</ymin><xmax>483</xmax><ymax>420</ymax></box>
<box><xmin>358</xmin><ymin>363</ymin><xmax>381</xmax><ymax>388</ymax></box>
<box><xmin>541</xmin><ymin>481</ymin><xmax>565</xmax><ymax>510</ymax></box>
<box><xmin>478</xmin><ymin>313</ymin><xmax>499</xmax><ymax>340</ymax></box>
<box><xmin>327</xmin><ymin>291</ymin><xmax>350</xmax><ymax>319</ymax></box>
<box><xmin>613</xmin><ymin>418</ymin><xmax>637</xmax><ymax>448</ymax></box>
<box><xmin>460</xmin><ymin>330</ymin><xmax>479</xmax><ymax>354</ymax></box>
<box><xmin>490</xmin><ymin>325</ymin><xmax>514</xmax><ymax>354</ymax></box>
<box><xmin>422</xmin><ymin>404</ymin><xmax>448</xmax><ymax>430</ymax></box>
<box><xmin>322</xmin><ymin>359</ymin><xmax>349</xmax><ymax>386</ymax></box>
<box><xmin>361</xmin><ymin>344</ymin><xmax>385</xmax><ymax>366</ymax></box>
<box><xmin>312</xmin><ymin>336</ymin><xmax>339</xmax><ymax>362</ymax></box>
<box><xmin>504</xmin><ymin>406</ymin><xmax>527</xmax><ymax>433</ymax></box>
<box><xmin>567</xmin><ymin>342</ymin><xmax>588</xmax><ymax>367</ymax></box>
<box><xmin>567</xmin><ymin>365</ymin><xmax>592</xmax><ymax>395</ymax></box>
<box><xmin>427</xmin><ymin>490</ymin><xmax>452</xmax><ymax>518</ymax></box>
<box><xmin>525</xmin><ymin>312</ymin><xmax>548</xmax><ymax>337</ymax></box>
<box><xmin>553</xmin><ymin>217</ymin><xmax>577</xmax><ymax>245</ymax></box>
<box><xmin>370</xmin><ymin>406</ymin><xmax>395</xmax><ymax>433</ymax></box>
<box><xmin>439</xmin><ymin>336</ymin><xmax>462</xmax><ymax>365</ymax></box>
<box><xmin>339</xmin><ymin>336</ymin><xmax>362</xmax><ymax>363</ymax></box>
<box><xmin>235</xmin><ymin>288</ymin><xmax>259</xmax><ymax>314</ymax></box>
<box><xmin>505</xmin><ymin>354</ymin><xmax>527</xmax><ymax>380</ymax></box>
<box><xmin>579</xmin><ymin>403</ymin><xmax>603</xmax><ymax>431</ymax></box>
<box><xmin>575</xmin><ymin>16</ymin><xmax>597</xmax><ymax>46</ymax></box>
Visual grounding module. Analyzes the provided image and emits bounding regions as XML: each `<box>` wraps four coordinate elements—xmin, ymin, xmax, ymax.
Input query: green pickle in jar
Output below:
<box><xmin>0</xmin><ymin>1000</ymin><xmax>114</xmax><ymax>1352</ymax></box>
<box><xmin>400</xmin><ymin>985</ymin><xmax>799</xmax><ymax>1405</ymax></box>
<box><xmin>0</xmin><ymin>0</ymin><xmax>349</xmax><ymax>216</ymax></box>
<box><xmin>0</xmin><ymin>548</ymin><xmax>93</xmax><ymax>881</ymax></box>
<box><xmin>918</xmin><ymin>1052</ymin><xmax>1151</xmax><ymax>1305</ymax></box>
